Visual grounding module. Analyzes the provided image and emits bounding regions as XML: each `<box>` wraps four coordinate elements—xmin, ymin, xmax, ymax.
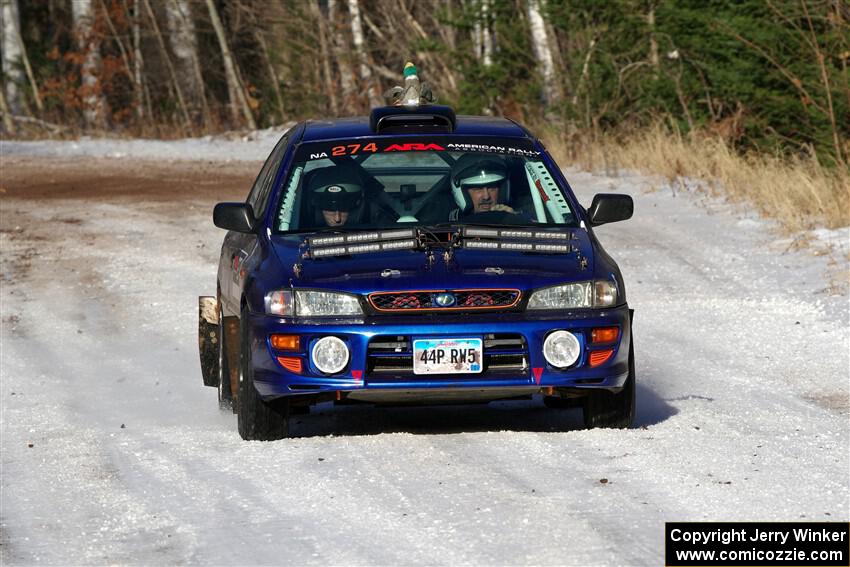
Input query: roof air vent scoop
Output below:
<box><xmin>372</xmin><ymin>62</ymin><xmax>455</xmax><ymax>133</ymax></box>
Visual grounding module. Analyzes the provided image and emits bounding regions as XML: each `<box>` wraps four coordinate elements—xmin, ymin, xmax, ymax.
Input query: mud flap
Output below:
<box><xmin>198</xmin><ymin>296</ymin><xmax>220</xmax><ymax>387</ymax></box>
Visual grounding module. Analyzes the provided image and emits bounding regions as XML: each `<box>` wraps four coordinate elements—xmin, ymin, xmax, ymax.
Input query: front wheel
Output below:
<box><xmin>236</xmin><ymin>306</ymin><xmax>290</xmax><ymax>441</ymax></box>
<box><xmin>582</xmin><ymin>338</ymin><xmax>635</xmax><ymax>429</ymax></box>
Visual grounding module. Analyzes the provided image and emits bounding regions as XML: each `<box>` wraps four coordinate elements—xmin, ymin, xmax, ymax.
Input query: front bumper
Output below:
<box><xmin>248</xmin><ymin>305</ymin><xmax>632</xmax><ymax>401</ymax></box>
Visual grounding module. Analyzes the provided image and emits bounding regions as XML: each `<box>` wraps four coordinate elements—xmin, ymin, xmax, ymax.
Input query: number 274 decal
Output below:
<box><xmin>331</xmin><ymin>143</ymin><xmax>378</xmax><ymax>156</ymax></box>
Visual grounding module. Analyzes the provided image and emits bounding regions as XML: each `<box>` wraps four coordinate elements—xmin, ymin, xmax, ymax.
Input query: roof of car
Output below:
<box><xmin>300</xmin><ymin>114</ymin><xmax>531</xmax><ymax>143</ymax></box>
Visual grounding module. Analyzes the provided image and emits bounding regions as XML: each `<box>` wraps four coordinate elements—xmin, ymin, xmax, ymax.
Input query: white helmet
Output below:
<box><xmin>451</xmin><ymin>155</ymin><xmax>510</xmax><ymax>214</ymax></box>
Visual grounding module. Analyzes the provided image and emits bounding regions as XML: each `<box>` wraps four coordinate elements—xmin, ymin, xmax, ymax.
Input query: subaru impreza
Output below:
<box><xmin>198</xmin><ymin>104</ymin><xmax>634</xmax><ymax>440</ymax></box>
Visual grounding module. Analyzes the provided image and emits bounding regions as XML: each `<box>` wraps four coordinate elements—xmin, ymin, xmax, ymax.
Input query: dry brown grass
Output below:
<box><xmin>542</xmin><ymin>124</ymin><xmax>850</xmax><ymax>232</ymax></box>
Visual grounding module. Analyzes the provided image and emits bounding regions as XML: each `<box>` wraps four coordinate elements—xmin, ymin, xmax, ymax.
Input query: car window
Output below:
<box><xmin>247</xmin><ymin>132</ymin><xmax>290</xmax><ymax>217</ymax></box>
<box><xmin>274</xmin><ymin>137</ymin><xmax>576</xmax><ymax>232</ymax></box>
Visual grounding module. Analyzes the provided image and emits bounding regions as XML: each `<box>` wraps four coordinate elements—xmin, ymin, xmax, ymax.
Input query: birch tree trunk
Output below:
<box><xmin>311</xmin><ymin>0</ymin><xmax>338</xmax><ymax>115</ymax></box>
<box><xmin>526</xmin><ymin>0</ymin><xmax>559</xmax><ymax>109</ymax></box>
<box><xmin>572</xmin><ymin>36</ymin><xmax>597</xmax><ymax>107</ymax></box>
<box><xmin>142</xmin><ymin>0</ymin><xmax>192</xmax><ymax>131</ymax></box>
<box><xmin>125</xmin><ymin>0</ymin><xmax>146</xmax><ymax>120</ymax></box>
<box><xmin>481</xmin><ymin>0</ymin><xmax>493</xmax><ymax>67</ymax></box>
<box><xmin>648</xmin><ymin>5</ymin><xmax>659</xmax><ymax>77</ymax></box>
<box><xmin>205</xmin><ymin>0</ymin><xmax>256</xmax><ymax>129</ymax></box>
<box><xmin>1</xmin><ymin>0</ymin><xmax>24</xmax><ymax>114</ymax></box>
<box><xmin>347</xmin><ymin>0</ymin><xmax>381</xmax><ymax>108</ymax></box>
<box><xmin>166</xmin><ymin>0</ymin><xmax>210</xmax><ymax>125</ymax></box>
<box><xmin>329</xmin><ymin>0</ymin><xmax>356</xmax><ymax>112</ymax></box>
<box><xmin>543</xmin><ymin>16</ymin><xmax>565</xmax><ymax>102</ymax></box>
<box><xmin>0</xmin><ymin>77</ymin><xmax>15</xmax><ymax>133</ymax></box>
<box><xmin>472</xmin><ymin>0</ymin><xmax>493</xmax><ymax>67</ymax></box>
<box><xmin>71</xmin><ymin>0</ymin><xmax>105</xmax><ymax>128</ymax></box>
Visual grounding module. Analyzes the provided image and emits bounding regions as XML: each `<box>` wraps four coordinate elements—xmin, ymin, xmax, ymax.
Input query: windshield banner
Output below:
<box><xmin>297</xmin><ymin>137</ymin><xmax>542</xmax><ymax>161</ymax></box>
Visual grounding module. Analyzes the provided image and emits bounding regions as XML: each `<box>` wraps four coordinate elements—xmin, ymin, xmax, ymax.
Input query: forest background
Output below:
<box><xmin>1</xmin><ymin>0</ymin><xmax>848</xmax><ymax>230</ymax></box>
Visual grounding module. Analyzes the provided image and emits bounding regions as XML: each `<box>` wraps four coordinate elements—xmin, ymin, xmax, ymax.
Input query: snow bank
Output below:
<box><xmin>0</xmin><ymin>125</ymin><xmax>293</xmax><ymax>162</ymax></box>
<box><xmin>811</xmin><ymin>227</ymin><xmax>850</xmax><ymax>257</ymax></box>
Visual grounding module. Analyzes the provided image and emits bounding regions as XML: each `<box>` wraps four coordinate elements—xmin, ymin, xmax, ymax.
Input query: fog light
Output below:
<box><xmin>543</xmin><ymin>331</ymin><xmax>580</xmax><ymax>368</ymax></box>
<box><xmin>311</xmin><ymin>336</ymin><xmax>349</xmax><ymax>374</ymax></box>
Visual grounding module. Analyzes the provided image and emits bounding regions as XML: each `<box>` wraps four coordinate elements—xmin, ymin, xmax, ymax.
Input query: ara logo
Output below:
<box><xmin>434</xmin><ymin>292</ymin><xmax>456</xmax><ymax>307</ymax></box>
<box><xmin>326</xmin><ymin>185</ymin><xmax>343</xmax><ymax>193</ymax></box>
<box><xmin>384</xmin><ymin>143</ymin><xmax>445</xmax><ymax>152</ymax></box>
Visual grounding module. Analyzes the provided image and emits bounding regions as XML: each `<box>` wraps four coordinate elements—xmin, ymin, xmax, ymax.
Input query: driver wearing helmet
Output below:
<box><xmin>308</xmin><ymin>166</ymin><xmax>364</xmax><ymax>227</ymax></box>
<box><xmin>448</xmin><ymin>155</ymin><xmax>516</xmax><ymax>221</ymax></box>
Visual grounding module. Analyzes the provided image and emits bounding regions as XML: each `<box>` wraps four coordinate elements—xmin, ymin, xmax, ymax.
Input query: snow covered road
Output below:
<box><xmin>1</xmin><ymin>147</ymin><xmax>847</xmax><ymax>565</ymax></box>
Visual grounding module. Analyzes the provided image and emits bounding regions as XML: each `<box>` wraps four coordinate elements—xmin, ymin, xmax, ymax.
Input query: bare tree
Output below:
<box><xmin>205</xmin><ymin>0</ymin><xmax>256</xmax><ymax>129</ymax></box>
<box><xmin>10</xmin><ymin>0</ymin><xmax>42</xmax><ymax>112</ymax></box>
<box><xmin>348</xmin><ymin>0</ymin><xmax>382</xmax><ymax>108</ymax></box>
<box><xmin>246</xmin><ymin>5</ymin><xmax>286</xmax><ymax>125</ymax></box>
<box><xmin>473</xmin><ymin>0</ymin><xmax>493</xmax><ymax>67</ymax></box>
<box><xmin>311</xmin><ymin>0</ymin><xmax>339</xmax><ymax>115</ymax></box>
<box><xmin>141</xmin><ymin>0</ymin><xmax>193</xmax><ymax>131</ymax></box>
<box><xmin>527</xmin><ymin>0</ymin><xmax>560</xmax><ymax>109</ymax></box>
<box><xmin>98</xmin><ymin>0</ymin><xmax>137</xmax><ymax>118</ymax></box>
<box><xmin>800</xmin><ymin>0</ymin><xmax>843</xmax><ymax>165</ymax></box>
<box><xmin>122</xmin><ymin>0</ymin><xmax>148</xmax><ymax>120</ymax></box>
<box><xmin>166</xmin><ymin>0</ymin><xmax>211</xmax><ymax>126</ymax></box>
<box><xmin>0</xmin><ymin>76</ymin><xmax>15</xmax><ymax>132</ymax></box>
<box><xmin>1</xmin><ymin>0</ymin><xmax>23</xmax><ymax>114</ymax></box>
<box><xmin>71</xmin><ymin>0</ymin><xmax>105</xmax><ymax>128</ymax></box>
<box><xmin>648</xmin><ymin>3</ymin><xmax>659</xmax><ymax>74</ymax></box>
<box><xmin>329</xmin><ymin>0</ymin><xmax>356</xmax><ymax>112</ymax></box>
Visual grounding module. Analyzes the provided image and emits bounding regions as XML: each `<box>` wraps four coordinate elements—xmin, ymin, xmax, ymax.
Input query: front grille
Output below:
<box><xmin>366</xmin><ymin>333</ymin><xmax>528</xmax><ymax>379</ymax></box>
<box><xmin>368</xmin><ymin>289</ymin><xmax>520</xmax><ymax>312</ymax></box>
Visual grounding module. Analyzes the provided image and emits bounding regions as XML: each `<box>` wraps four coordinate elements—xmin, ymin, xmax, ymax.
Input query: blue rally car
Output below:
<box><xmin>197</xmin><ymin>104</ymin><xmax>634</xmax><ymax>440</ymax></box>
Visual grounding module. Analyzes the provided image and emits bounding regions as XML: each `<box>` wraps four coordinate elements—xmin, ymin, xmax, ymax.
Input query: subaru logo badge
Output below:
<box><xmin>434</xmin><ymin>292</ymin><xmax>456</xmax><ymax>307</ymax></box>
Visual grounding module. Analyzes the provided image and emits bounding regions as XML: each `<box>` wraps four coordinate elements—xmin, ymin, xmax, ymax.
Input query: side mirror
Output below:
<box><xmin>213</xmin><ymin>203</ymin><xmax>256</xmax><ymax>233</ymax></box>
<box><xmin>587</xmin><ymin>194</ymin><xmax>633</xmax><ymax>226</ymax></box>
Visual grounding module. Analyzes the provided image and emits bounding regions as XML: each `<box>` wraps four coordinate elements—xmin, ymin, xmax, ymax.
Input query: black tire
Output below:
<box><xmin>236</xmin><ymin>306</ymin><xmax>290</xmax><ymax>441</ymax></box>
<box><xmin>582</xmin><ymin>338</ymin><xmax>635</xmax><ymax>429</ymax></box>
<box><xmin>217</xmin><ymin>313</ymin><xmax>233</xmax><ymax>412</ymax></box>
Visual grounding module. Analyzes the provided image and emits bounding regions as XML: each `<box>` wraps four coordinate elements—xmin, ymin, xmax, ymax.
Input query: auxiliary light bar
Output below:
<box><xmin>463</xmin><ymin>240</ymin><xmax>572</xmax><ymax>253</ymax></box>
<box><xmin>310</xmin><ymin>239</ymin><xmax>418</xmax><ymax>258</ymax></box>
<box><xmin>308</xmin><ymin>228</ymin><xmax>415</xmax><ymax>248</ymax></box>
<box><xmin>462</xmin><ymin>227</ymin><xmax>571</xmax><ymax>240</ymax></box>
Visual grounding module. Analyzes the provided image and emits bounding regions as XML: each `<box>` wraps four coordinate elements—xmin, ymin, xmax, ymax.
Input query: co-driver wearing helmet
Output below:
<box><xmin>308</xmin><ymin>166</ymin><xmax>364</xmax><ymax>227</ymax></box>
<box><xmin>448</xmin><ymin>155</ymin><xmax>517</xmax><ymax>220</ymax></box>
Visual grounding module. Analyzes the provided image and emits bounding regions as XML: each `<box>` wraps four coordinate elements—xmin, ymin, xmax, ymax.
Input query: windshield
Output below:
<box><xmin>274</xmin><ymin>137</ymin><xmax>577</xmax><ymax>233</ymax></box>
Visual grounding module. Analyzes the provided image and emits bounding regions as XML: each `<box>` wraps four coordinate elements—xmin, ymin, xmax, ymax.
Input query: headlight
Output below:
<box><xmin>295</xmin><ymin>290</ymin><xmax>362</xmax><ymax>316</ymax></box>
<box><xmin>264</xmin><ymin>290</ymin><xmax>363</xmax><ymax>316</ymax></box>
<box><xmin>527</xmin><ymin>280</ymin><xmax>618</xmax><ymax>309</ymax></box>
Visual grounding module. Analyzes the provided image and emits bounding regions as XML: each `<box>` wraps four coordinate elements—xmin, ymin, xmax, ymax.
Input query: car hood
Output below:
<box><xmin>269</xmin><ymin>232</ymin><xmax>595</xmax><ymax>294</ymax></box>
